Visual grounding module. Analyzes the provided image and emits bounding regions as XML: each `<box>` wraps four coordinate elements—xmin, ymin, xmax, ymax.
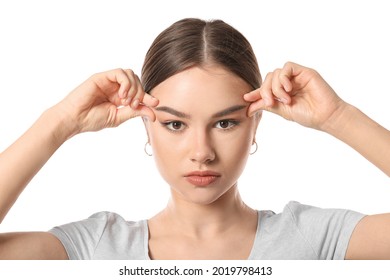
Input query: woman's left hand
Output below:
<box><xmin>244</xmin><ymin>62</ymin><xmax>346</xmax><ymax>131</ymax></box>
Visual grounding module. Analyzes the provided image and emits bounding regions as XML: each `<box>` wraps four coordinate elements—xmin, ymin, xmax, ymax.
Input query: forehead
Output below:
<box><xmin>150</xmin><ymin>66</ymin><xmax>251</xmax><ymax>109</ymax></box>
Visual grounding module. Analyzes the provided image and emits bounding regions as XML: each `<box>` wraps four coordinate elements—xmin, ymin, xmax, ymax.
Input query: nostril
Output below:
<box><xmin>189</xmin><ymin>132</ymin><xmax>216</xmax><ymax>163</ymax></box>
<box><xmin>190</xmin><ymin>149</ymin><xmax>216</xmax><ymax>164</ymax></box>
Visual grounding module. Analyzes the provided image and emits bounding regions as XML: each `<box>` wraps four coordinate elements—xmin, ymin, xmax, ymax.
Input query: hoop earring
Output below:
<box><xmin>144</xmin><ymin>142</ymin><xmax>153</xmax><ymax>156</ymax></box>
<box><xmin>250</xmin><ymin>141</ymin><xmax>258</xmax><ymax>155</ymax></box>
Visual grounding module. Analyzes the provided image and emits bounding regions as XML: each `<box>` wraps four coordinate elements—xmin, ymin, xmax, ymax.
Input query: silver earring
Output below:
<box><xmin>144</xmin><ymin>142</ymin><xmax>153</xmax><ymax>156</ymax></box>
<box><xmin>250</xmin><ymin>141</ymin><xmax>258</xmax><ymax>155</ymax></box>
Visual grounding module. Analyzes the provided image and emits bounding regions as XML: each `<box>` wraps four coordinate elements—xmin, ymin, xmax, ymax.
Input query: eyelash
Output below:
<box><xmin>160</xmin><ymin>120</ymin><xmax>240</xmax><ymax>133</ymax></box>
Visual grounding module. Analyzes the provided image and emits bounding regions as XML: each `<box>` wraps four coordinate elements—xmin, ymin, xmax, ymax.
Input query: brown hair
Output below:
<box><xmin>141</xmin><ymin>18</ymin><xmax>261</xmax><ymax>94</ymax></box>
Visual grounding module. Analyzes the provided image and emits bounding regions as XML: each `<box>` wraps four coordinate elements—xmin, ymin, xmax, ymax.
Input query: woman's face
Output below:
<box><xmin>145</xmin><ymin>66</ymin><xmax>260</xmax><ymax>205</ymax></box>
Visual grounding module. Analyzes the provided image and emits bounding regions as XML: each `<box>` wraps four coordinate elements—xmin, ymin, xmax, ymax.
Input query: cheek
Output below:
<box><xmin>216</xmin><ymin>130</ymin><xmax>252</xmax><ymax>176</ymax></box>
<box><xmin>147</xmin><ymin>125</ymin><xmax>184</xmax><ymax>181</ymax></box>
<box><xmin>146</xmin><ymin>120</ymin><xmax>256</xmax><ymax>184</ymax></box>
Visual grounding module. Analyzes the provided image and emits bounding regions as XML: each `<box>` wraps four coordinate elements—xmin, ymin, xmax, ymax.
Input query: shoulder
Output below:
<box><xmin>87</xmin><ymin>211</ymin><xmax>137</xmax><ymax>226</ymax></box>
<box><xmin>51</xmin><ymin>211</ymin><xmax>137</xmax><ymax>237</ymax></box>
<box><xmin>282</xmin><ymin>201</ymin><xmax>365</xmax><ymax>227</ymax></box>
<box><xmin>253</xmin><ymin>201</ymin><xmax>365</xmax><ymax>259</ymax></box>
<box><xmin>50</xmin><ymin>211</ymin><xmax>148</xmax><ymax>259</ymax></box>
<box><xmin>59</xmin><ymin>211</ymin><xmax>144</xmax><ymax>231</ymax></box>
<box><xmin>277</xmin><ymin>201</ymin><xmax>365</xmax><ymax>241</ymax></box>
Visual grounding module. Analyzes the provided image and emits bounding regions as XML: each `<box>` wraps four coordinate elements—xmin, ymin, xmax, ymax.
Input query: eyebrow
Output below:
<box><xmin>155</xmin><ymin>104</ymin><xmax>247</xmax><ymax>119</ymax></box>
<box><xmin>212</xmin><ymin>105</ymin><xmax>247</xmax><ymax>118</ymax></box>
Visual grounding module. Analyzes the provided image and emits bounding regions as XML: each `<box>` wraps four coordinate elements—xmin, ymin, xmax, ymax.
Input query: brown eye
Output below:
<box><xmin>215</xmin><ymin>120</ymin><xmax>239</xmax><ymax>130</ymax></box>
<box><xmin>172</xmin><ymin>121</ymin><xmax>182</xmax><ymax>130</ymax></box>
<box><xmin>163</xmin><ymin>121</ymin><xmax>186</xmax><ymax>132</ymax></box>
<box><xmin>219</xmin><ymin>120</ymin><xmax>230</xmax><ymax>129</ymax></box>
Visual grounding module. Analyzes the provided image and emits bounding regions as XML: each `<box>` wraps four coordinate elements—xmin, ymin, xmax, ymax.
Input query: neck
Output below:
<box><xmin>160</xmin><ymin>184</ymin><xmax>255</xmax><ymax>238</ymax></box>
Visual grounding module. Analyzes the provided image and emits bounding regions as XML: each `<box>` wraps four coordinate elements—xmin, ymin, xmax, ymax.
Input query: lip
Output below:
<box><xmin>184</xmin><ymin>170</ymin><xmax>221</xmax><ymax>187</ymax></box>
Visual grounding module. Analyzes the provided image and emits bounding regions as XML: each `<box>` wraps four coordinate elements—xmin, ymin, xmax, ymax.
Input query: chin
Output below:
<box><xmin>172</xmin><ymin>185</ymin><xmax>233</xmax><ymax>206</ymax></box>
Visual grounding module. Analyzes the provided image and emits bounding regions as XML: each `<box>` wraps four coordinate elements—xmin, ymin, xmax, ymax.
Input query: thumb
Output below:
<box><xmin>247</xmin><ymin>98</ymin><xmax>288</xmax><ymax>118</ymax></box>
<box><xmin>115</xmin><ymin>105</ymin><xmax>157</xmax><ymax>125</ymax></box>
<box><xmin>247</xmin><ymin>97</ymin><xmax>276</xmax><ymax>117</ymax></box>
<box><xmin>135</xmin><ymin>105</ymin><xmax>157</xmax><ymax>122</ymax></box>
<box><xmin>247</xmin><ymin>99</ymin><xmax>266</xmax><ymax>117</ymax></box>
<box><xmin>113</xmin><ymin>106</ymin><xmax>137</xmax><ymax>126</ymax></box>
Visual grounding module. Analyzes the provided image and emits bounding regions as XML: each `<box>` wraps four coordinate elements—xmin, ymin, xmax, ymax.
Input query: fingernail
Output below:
<box><xmin>124</xmin><ymin>97</ymin><xmax>132</xmax><ymax>105</ymax></box>
<box><xmin>274</xmin><ymin>97</ymin><xmax>288</xmax><ymax>104</ymax></box>
<box><xmin>131</xmin><ymin>98</ymin><xmax>140</xmax><ymax>109</ymax></box>
<box><xmin>264</xmin><ymin>98</ymin><xmax>272</xmax><ymax>107</ymax></box>
<box><xmin>248</xmin><ymin>110</ymin><xmax>260</xmax><ymax>118</ymax></box>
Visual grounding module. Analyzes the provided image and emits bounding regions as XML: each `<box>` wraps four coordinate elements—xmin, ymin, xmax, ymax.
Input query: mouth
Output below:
<box><xmin>184</xmin><ymin>171</ymin><xmax>221</xmax><ymax>187</ymax></box>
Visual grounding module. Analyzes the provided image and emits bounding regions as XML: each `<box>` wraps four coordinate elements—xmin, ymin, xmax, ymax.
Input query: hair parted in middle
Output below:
<box><xmin>141</xmin><ymin>18</ymin><xmax>262</xmax><ymax>94</ymax></box>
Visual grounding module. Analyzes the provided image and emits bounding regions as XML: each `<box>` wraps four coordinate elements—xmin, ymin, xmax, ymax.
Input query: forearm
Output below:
<box><xmin>0</xmin><ymin>105</ymin><xmax>74</xmax><ymax>222</ymax></box>
<box><xmin>323</xmin><ymin>103</ymin><xmax>390</xmax><ymax>177</ymax></box>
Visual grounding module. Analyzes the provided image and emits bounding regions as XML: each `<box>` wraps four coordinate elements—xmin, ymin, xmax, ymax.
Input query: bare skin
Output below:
<box><xmin>145</xmin><ymin>66</ymin><xmax>259</xmax><ymax>259</ymax></box>
<box><xmin>0</xmin><ymin>62</ymin><xmax>389</xmax><ymax>259</ymax></box>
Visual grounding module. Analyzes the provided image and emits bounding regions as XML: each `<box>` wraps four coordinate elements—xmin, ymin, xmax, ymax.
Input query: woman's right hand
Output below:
<box><xmin>0</xmin><ymin>69</ymin><xmax>159</xmax><ymax>256</ymax></box>
<box><xmin>57</xmin><ymin>68</ymin><xmax>159</xmax><ymax>138</ymax></box>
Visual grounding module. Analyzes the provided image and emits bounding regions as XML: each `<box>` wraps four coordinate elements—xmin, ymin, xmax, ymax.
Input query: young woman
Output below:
<box><xmin>0</xmin><ymin>18</ymin><xmax>389</xmax><ymax>260</ymax></box>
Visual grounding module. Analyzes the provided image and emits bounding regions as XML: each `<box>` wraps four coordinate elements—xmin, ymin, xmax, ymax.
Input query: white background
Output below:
<box><xmin>0</xmin><ymin>0</ymin><xmax>389</xmax><ymax>233</ymax></box>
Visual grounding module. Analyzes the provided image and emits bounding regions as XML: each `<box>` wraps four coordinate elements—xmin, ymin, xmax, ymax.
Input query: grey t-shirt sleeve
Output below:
<box><xmin>285</xmin><ymin>201</ymin><xmax>366</xmax><ymax>259</ymax></box>
<box><xmin>49</xmin><ymin>212</ymin><xmax>111</xmax><ymax>260</ymax></box>
<box><xmin>49</xmin><ymin>211</ymin><xmax>149</xmax><ymax>260</ymax></box>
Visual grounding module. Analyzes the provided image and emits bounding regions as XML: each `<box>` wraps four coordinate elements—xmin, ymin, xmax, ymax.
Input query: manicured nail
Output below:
<box><xmin>121</xmin><ymin>89</ymin><xmax>128</xmax><ymax>99</ymax></box>
<box><xmin>264</xmin><ymin>98</ymin><xmax>272</xmax><ymax>107</ymax></box>
<box><xmin>125</xmin><ymin>97</ymin><xmax>132</xmax><ymax>105</ymax></box>
<box><xmin>131</xmin><ymin>98</ymin><xmax>140</xmax><ymax>109</ymax></box>
<box><xmin>281</xmin><ymin>98</ymin><xmax>288</xmax><ymax>104</ymax></box>
<box><xmin>248</xmin><ymin>110</ymin><xmax>261</xmax><ymax>118</ymax></box>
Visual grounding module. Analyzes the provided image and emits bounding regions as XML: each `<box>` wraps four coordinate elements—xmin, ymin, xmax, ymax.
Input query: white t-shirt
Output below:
<box><xmin>49</xmin><ymin>201</ymin><xmax>365</xmax><ymax>260</ymax></box>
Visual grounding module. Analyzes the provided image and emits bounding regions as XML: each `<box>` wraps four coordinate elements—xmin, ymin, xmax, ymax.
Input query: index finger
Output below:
<box><xmin>101</xmin><ymin>68</ymin><xmax>132</xmax><ymax>98</ymax></box>
<box><xmin>141</xmin><ymin>93</ymin><xmax>159</xmax><ymax>108</ymax></box>
<box><xmin>279</xmin><ymin>62</ymin><xmax>301</xmax><ymax>92</ymax></box>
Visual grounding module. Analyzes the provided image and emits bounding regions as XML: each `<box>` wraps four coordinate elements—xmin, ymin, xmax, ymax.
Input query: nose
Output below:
<box><xmin>189</xmin><ymin>129</ymin><xmax>216</xmax><ymax>164</ymax></box>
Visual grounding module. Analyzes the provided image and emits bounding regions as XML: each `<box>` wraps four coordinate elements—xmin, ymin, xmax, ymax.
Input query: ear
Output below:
<box><xmin>142</xmin><ymin>117</ymin><xmax>151</xmax><ymax>141</ymax></box>
<box><xmin>251</xmin><ymin>111</ymin><xmax>262</xmax><ymax>143</ymax></box>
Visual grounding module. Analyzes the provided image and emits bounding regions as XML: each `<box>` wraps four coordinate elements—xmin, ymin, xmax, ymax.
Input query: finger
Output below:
<box><xmin>259</xmin><ymin>72</ymin><xmax>275</xmax><ymax>107</ymax></box>
<box><xmin>279</xmin><ymin>71</ymin><xmax>293</xmax><ymax>93</ymax></box>
<box><xmin>245</xmin><ymin>73</ymin><xmax>275</xmax><ymax>117</ymax></box>
<box><xmin>136</xmin><ymin>105</ymin><xmax>157</xmax><ymax>122</ymax></box>
<box><xmin>121</xmin><ymin>69</ymin><xmax>139</xmax><ymax>106</ymax></box>
<box><xmin>271</xmin><ymin>69</ymin><xmax>291</xmax><ymax>104</ymax></box>
<box><xmin>113</xmin><ymin>104</ymin><xmax>153</xmax><ymax>126</ymax></box>
<box><xmin>279</xmin><ymin>62</ymin><xmax>298</xmax><ymax>92</ymax></box>
<box><xmin>130</xmin><ymin>74</ymin><xmax>147</xmax><ymax>109</ymax></box>
<box><xmin>243</xmin><ymin>88</ymin><xmax>262</xmax><ymax>102</ymax></box>
<box><xmin>141</xmin><ymin>93</ymin><xmax>159</xmax><ymax>107</ymax></box>
<box><xmin>101</xmin><ymin>69</ymin><xmax>131</xmax><ymax>99</ymax></box>
<box><xmin>247</xmin><ymin>99</ymin><xmax>266</xmax><ymax>117</ymax></box>
<box><xmin>244</xmin><ymin>88</ymin><xmax>265</xmax><ymax>117</ymax></box>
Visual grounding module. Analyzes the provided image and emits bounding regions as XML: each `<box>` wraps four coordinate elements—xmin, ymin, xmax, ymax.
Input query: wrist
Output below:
<box><xmin>42</xmin><ymin>104</ymin><xmax>80</xmax><ymax>146</ymax></box>
<box><xmin>320</xmin><ymin>101</ymin><xmax>357</xmax><ymax>137</ymax></box>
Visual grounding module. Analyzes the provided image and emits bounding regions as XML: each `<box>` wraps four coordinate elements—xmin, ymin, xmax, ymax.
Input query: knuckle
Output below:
<box><xmin>259</xmin><ymin>87</ymin><xmax>270</xmax><ymax>97</ymax></box>
<box><xmin>264</xmin><ymin>72</ymin><xmax>273</xmax><ymax>81</ymax></box>
<box><xmin>126</xmin><ymin>69</ymin><xmax>136</xmax><ymax>79</ymax></box>
<box><xmin>128</xmin><ymin>86</ymin><xmax>137</xmax><ymax>97</ymax></box>
<box><xmin>125</xmin><ymin>69</ymin><xmax>135</xmax><ymax>77</ymax></box>
<box><xmin>113</xmin><ymin>68</ymin><xmax>125</xmax><ymax>75</ymax></box>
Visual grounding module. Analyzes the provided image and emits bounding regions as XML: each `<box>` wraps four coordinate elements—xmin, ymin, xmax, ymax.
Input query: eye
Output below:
<box><xmin>162</xmin><ymin>121</ymin><xmax>186</xmax><ymax>132</ymax></box>
<box><xmin>215</xmin><ymin>120</ymin><xmax>239</xmax><ymax>130</ymax></box>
